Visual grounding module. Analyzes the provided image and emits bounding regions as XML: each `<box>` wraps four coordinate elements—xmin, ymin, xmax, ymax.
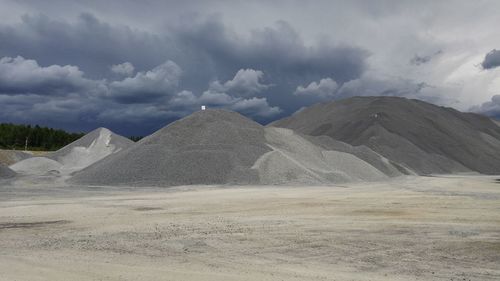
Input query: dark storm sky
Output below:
<box><xmin>0</xmin><ymin>0</ymin><xmax>500</xmax><ymax>136</ymax></box>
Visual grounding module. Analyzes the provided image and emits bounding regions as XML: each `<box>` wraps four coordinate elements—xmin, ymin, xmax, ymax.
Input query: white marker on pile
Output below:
<box><xmin>201</xmin><ymin>105</ymin><xmax>206</xmax><ymax>110</ymax></box>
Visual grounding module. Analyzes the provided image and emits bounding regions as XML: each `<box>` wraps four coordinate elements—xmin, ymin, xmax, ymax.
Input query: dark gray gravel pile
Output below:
<box><xmin>70</xmin><ymin>110</ymin><xmax>272</xmax><ymax>186</ymax></box>
<box><xmin>271</xmin><ymin>96</ymin><xmax>500</xmax><ymax>175</ymax></box>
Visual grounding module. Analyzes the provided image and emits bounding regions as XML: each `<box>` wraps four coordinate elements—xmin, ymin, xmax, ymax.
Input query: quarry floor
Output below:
<box><xmin>0</xmin><ymin>176</ymin><xmax>499</xmax><ymax>281</ymax></box>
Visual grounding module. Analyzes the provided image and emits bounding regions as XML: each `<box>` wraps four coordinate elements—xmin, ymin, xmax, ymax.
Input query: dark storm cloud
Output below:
<box><xmin>0</xmin><ymin>13</ymin><xmax>177</xmax><ymax>80</ymax></box>
<box><xmin>481</xmin><ymin>49</ymin><xmax>500</xmax><ymax>70</ymax></box>
<box><xmin>174</xmin><ymin>19</ymin><xmax>368</xmax><ymax>83</ymax></box>
<box><xmin>0</xmin><ymin>12</ymin><xmax>369</xmax><ymax>135</ymax></box>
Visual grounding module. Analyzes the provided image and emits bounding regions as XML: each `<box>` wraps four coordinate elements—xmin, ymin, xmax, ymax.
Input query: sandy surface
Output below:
<box><xmin>0</xmin><ymin>176</ymin><xmax>499</xmax><ymax>280</ymax></box>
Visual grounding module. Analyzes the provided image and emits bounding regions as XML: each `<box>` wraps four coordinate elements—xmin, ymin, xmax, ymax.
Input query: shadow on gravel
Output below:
<box><xmin>0</xmin><ymin>220</ymin><xmax>71</xmax><ymax>229</ymax></box>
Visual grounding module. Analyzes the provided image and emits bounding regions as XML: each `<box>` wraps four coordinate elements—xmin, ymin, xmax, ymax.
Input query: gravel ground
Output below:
<box><xmin>0</xmin><ymin>175</ymin><xmax>499</xmax><ymax>281</ymax></box>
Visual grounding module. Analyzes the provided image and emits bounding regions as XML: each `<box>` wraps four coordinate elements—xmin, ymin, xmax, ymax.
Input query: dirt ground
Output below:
<box><xmin>0</xmin><ymin>175</ymin><xmax>499</xmax><ymax>281</ymax></box>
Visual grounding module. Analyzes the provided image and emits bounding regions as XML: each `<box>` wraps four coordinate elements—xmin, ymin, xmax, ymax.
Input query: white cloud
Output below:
<box><xmin>294</xmin><ymin>78</ymin><xmax>338</xmax><ymax>99</ymax></box>
<box><xmin>110</xmin><ymin>62</ymin><xmax>135</xmax><ymax>76</ymax></box>
<box><xmin>0</xmin><ymin>56</ymin><xmax>95</xmax><ymax>96</ymax></box>
<box><xmin>197</xmin><ymin>69</ymin><xmax>280</xmax><ymax>117</ymax></box>
<box><xmin>208</xmin><ymin>69</ymin><xmax>270</xmax><ymax>97</ymax></box>
<box><xmin>230</xmin><ymin>97</ymin><xmax>281</xmax><ymax>117</ymax></box>
<box><xmin>108</xmin><ymin>60</ymin><xmax>182</xmax><ymax>103</ymax></box>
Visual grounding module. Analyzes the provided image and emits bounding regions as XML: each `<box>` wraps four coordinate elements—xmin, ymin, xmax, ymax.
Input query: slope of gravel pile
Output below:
<box><xmin>10</xmin><ymin>157</ymin><xmax>62</xmax><ymax>175</ymax></box>
<box><xmin>252</xmin><ymin>127</ymin><xmax>388</xmax><ymax>184</ymax></box>
<box><xmin>305</xmin><ymin>135</ymin><xmax>410</xmax><ymax>176</ymax></box>
<box><xmin>46</xmin><ymin>127</ymin><xmax>134</xmax><ymax>173</ymax></box>
<box><xmin>70</xmin><ymin>110</ymin><xmax>272</xmax><ymax>186</ymax></box>
<box><xmin>271</xmin><ymin>96</ymin><xmax>500</xmax><ymax>175</ymax></box>
<box><xmin>493</xmin><ymin>119</ymin><xmax>500</xmax><ymax>127</ymax></box>
<box><xmin>0</xmin><ymin>150</ymin><xmax>31</xmax><ymax>166</ymax></box>
<box><xmin>0</xmin><ymin>163</ymin><xmax>16</xmax><ymax>179</ymax></box>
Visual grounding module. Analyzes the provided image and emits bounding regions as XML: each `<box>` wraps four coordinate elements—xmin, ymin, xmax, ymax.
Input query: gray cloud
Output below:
<box><xmin>0</xmin><ymin>56</ymin><xmax>281</xmax><ymax>135</ymax></box>
<box><xmin>481</xmin><ymin>49</ymin><xmax>500</xmax><ymax>70</ymax></box>
<box><xmin>294</xmin><ymin>78</ymin><xmax>338</xmax><ymax>100</ymax></box>
<box><xmin>410</xmin><ymin>50</ymin><xmax>443</xmax><ymax>66</ymax></box>
<box><xmin>197</xmin><ymin>68</ymin><xmax>281</xmax><ymax>118</ymax></box>
<box><xmin>108</xmin><ymin>60</ymin><xmax>182</xmax><ymax>104</ymax></box>
<box><xmin>335</xmin><ymin>74</ymin><xmax>455</xmax><ymax>106</ymax></box>
<box><xmin>208</xmin><ymin>69</ymin><xmax>270</xmax><ymax>98</ymax></box>
<box><xmin>470</xmin><ymin>95</ymin><xmax>500</xmax><ymax>118</ymax></box>
<box><xmin>0</xmin><ymin>56</ymin><xmax>96</xmax><ymax>96</ymax></box>
<box><xmin>110</xmin><ymin>62</ymin><xmax>134</xmax><ymax>77</ymax></box>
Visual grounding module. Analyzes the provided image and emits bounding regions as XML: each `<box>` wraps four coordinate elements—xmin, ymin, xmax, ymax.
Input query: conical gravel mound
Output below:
<box><xmin>11</xmin><ymin>127</ymin><xmax>134</xmax><ymax>176</ymax></box>
<box><xmin>70</xmin><ymin>110</ymin><xmax>272</xmax><ymax>186</ymax></box>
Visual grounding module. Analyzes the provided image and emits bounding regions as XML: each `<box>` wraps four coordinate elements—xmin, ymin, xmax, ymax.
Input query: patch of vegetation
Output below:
<box><xmin>0</xmin><ymin>123</ymin><xmax>85</xmax><ymax>151</ymax></box>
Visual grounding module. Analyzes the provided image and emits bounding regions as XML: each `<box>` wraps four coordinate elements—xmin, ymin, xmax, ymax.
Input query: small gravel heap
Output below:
<box><xmin>10</xmin><ymin>157</ymin><xmax>62</xmax><ymax>176</ymax></box>
<box><xmin>11</xmin><ymin>128</ymin><xmax>133</xmax><ymax>176</ymax></box>
<box><xmin>46</xmin><ymin>127</ymin><xmax>134</xmax><ymax>173</ymax></box>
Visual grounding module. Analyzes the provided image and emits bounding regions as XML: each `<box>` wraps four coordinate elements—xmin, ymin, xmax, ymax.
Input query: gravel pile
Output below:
<box><xmin>271</xmin><ymin>96</ymin><xmax>500</xmax><ymax>175</ymax></box>
<box><xmin>46</xmin><ymin>127</ymin><xmax>133</xmax><ymax>173</ymax></box>
<box><xmin>0</xmin><ymin>163</ymin><xmax>16</xmax><ymax>179</ymax></box>
<box><xmin>70</xmin><ymin>110</ymin><xmax>271</xmax><ymax>186</ymax></box>
<box><xmin>10</xmin><ymin>157</ymin><xmax>62</xmax><ymax>175</ymax></box>
<box><xmin>10</xmin><ymin>128</ymin><xmax>133</xmax><ymax>176</ymax></box>
<box><xmin>71</xmin><ymin>110</ymin><xmax>396</xmax><ymax>187</ymax></box>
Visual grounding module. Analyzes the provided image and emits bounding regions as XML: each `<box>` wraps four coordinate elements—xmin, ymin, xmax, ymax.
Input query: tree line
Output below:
<box><xmin>0</xmin><ymin>123</ymin><xmax>85</xmax><ymax>151</ymax></box>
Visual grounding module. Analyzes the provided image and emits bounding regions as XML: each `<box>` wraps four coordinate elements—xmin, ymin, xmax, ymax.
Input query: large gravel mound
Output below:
<box><xmin>271</xmin><ymin>96</ymin><xmax>500</xmax><ymax>175</ymax></box>
<box><xmin>253</xmin><ymin>127</ymin><xmax>388</xmax><ymax>184</ymax></box>
<box><xmin>0</xmin><ymin>163</ymin><xmax>16</xmax><ymax>179</ymax></box>
<box><xmin>70</xmin><ymin>110</ymin><xmax>272</xmax><ymax>186</ymax></box>
<box><xmin>46</xmin><ymin>127</ymin><xmax>133</xmax><ymax>173</ymax></box>
<box><xmin>10</xmin><ymin>157</ymin><xmax>62</xmax><ymax>175</ymax></box>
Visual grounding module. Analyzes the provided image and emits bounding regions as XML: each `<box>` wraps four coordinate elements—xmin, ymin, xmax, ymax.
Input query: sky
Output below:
<box><xmin>0</xmin><ymin>0</ymin><xmax>500</xmax><ymax>136</ymax></box>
